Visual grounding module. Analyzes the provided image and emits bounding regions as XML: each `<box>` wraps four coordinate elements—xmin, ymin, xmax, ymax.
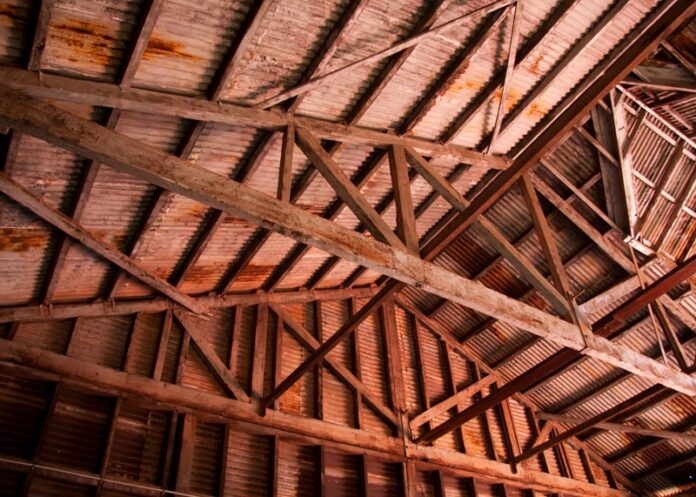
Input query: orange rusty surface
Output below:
<box><xmin>142</xmin><ymin>35</ymin><xmax>199</xmax><ymax>62</ymax></box>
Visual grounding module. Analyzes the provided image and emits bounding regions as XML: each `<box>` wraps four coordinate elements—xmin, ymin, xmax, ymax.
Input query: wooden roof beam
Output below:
<box><xmin>0</xmin><ymin>172</ymin><xmax>206</xmax><ymax>314</ymax></box>
<box><xmin>538</xmin><ymin>412</ymin><xmax>696</xmax><ymax>442</ymax></box>
<box><xmin>0</xmin><ymin>286</ymin><xmax>380</xmax><ymax>324</ymax></box>
<box><xmin>0</xmin><ymin>339</ymin><xmax>630</xmax><ymax>497</ymax></box>
<box><xmin>265</xmin><ymin>6</ymin><xmax>510</xmax><ymax>290</ymax></box>
<box><xmin>514</xmin><ymin>384</ymin><xmax>669</xmax><ymax>464</ymax></box>
<box><xmin>0</xmin><ymin>67</ymin><xmax>509</xmax><ymax>170</ymax></box>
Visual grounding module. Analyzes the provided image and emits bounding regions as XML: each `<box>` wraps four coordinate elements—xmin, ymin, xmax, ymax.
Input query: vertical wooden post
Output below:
<box><xmin>277</xmin><ymin>124</ymin><xmax>294</xmax><ymax>202</ymax></box>
<box><xmin>349</xmin><ymin>298</ymin><xmax>365</xmax><ymax>430</ymax></box>
<box><xmin>442</xmin><ymin>344</ymin><xmax>467</xmax><ymax>452</ymax></box>
<box><xmin>314</xmin><ymin>301</ymin><xmax>324</xmax><ymax>420</ymax></box>
<box><xmin>273</xmin><ymin>310</ymin><xmax>284</xmax><ymax>410</ymax></box>
<box><xmin>152</xmin><ymin>310</ymin><xmax>173</xmax><ymax>380</ymax></box>
<box><xmin>175</xmin><ymin>414</ymin><xmax>196</xmax><ymax>492</ymax></box>
<box><xmin>388</xmin><ymin>144</ymin><xmax>419</xmax><ymax>254</ymax></box>
<box><xmin>252</xmin><ymin>304</ymin><xmax>269</xmax><ymax>400</ymax></box>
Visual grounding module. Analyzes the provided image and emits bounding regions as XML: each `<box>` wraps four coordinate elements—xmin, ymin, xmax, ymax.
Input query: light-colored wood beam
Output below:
<box><xmin>0</xmin><ymin>67</ymin><xmax>509</xmax><ymax>171</ymax></box>
<box><xmin>0</xmin><ymin>286</ymin><xmax>381</xmax><ymax>324</ymax></box>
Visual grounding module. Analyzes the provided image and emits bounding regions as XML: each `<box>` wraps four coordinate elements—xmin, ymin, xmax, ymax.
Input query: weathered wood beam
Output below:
<box><xmin>389</xmin><ymin>145</ymin><xmax>419</xmax><ymax>254</ymax></box>
<box><xmin>269</xmin><ymin>303</ymin><xmax>398</xmax><ymax>425</ymax></box>
<box><xmin>0</xmin><ymin>339</ymin><xmax>631</xmax><ymax>497</ymax></box>
<box><xmin>174</xmin><ymin>311</ymin><xmax>250</xmax><ymax>402</ymax></box>
<box><xmin>0</xmin><ymin>286</ymin><xmax>380</xmax><ymax>324</ymax></box>
<box><xmin>296</xmin><ymin>126</ymin><xmax>405</xmax><ymax>249</ymax></box>
<box><xmin>519</xmin><ymin>173</ymin><xmax>572</xmax><ymax>300</ymax></box>
<box><xmin>251</xmin><ymin>304</ymin><xmax>269</xmax><ymax>400</ymax></box>
<box><xmin>0</xmin><ymin>172</ymin><xmax>206</xmax><ymax>314</ymax></box>
<box><xmin>0</xmin><ymin>68</ymin><xmax>508</xmax><ymax>171</ymax></box>
<box><xmin>3</xmin><ymin>90</ymin><xmax>691</xmax><ymax>399</ymax></box>
<box><xmin>609</xmin><ymin>417</ymin><xmax>696</xmax><ymax>464</ymax></box>
<box><xmin>487</xmin><ymin>1</ymin><xmax>524</xmax><ymax>150</ymax></box>
<box><xmin>410</xmin><ymin>373</ymin><xmax>496</xmax><ymax>431</ymax></box>
<box><xmin>589</xmin><ymin>103</ymin><xmax>630</xmax><ymax>232</ymax></box>
<box><xmin>255</xmin><ymin>0</ymin><xmax>514</xmax><ymax>109</ymax></box>
<box><xmin>538</xmin><ymin>412</ymin><xmax>696</xmax><ymax>442</ymax></box>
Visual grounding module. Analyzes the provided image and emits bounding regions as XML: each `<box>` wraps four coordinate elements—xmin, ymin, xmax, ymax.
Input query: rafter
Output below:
<box><xmin>0</xmin><ymin>172</ymin><xmax>206</xmax><ymax>314</ymax></box>
<box><xmin>0</xmin><ymin>286</ymin><xmax>380</xmax><ymax>324</ymax></box>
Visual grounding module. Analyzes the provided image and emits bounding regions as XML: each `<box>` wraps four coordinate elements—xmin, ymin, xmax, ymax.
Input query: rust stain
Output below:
<box><xmin>0</xmin><ymin>4</ymin><xmax>24</xmax><ymax>29</ymax></box>
<box><xmin>51</xmin><ymin>18</ymin><xmax>117</xmax><ymax>67</ymax></box>
<box><xmin>444</xmin><ymin>79</ymin><xmax>481</xmax><ymax>98</ymax></box>
<box><xmin>142</xmin><ymin>36</ymin><xmax>199</xmax><ymax>61</ymax></box>
<box><xmin>527</xmin><ymin>52</ymin><xmax>544</xmax><ymax>77</ymax></box>
<box><xmin>0</xmin><ymin>229</ymin><xmax>46</xmax><ymax>252</ymax></box>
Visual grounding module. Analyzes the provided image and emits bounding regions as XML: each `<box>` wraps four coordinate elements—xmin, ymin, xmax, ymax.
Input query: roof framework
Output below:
<box><xmin>0</xmin><ymin>0</ymin><xmax>695</xmax><ymax>496</ymax></box>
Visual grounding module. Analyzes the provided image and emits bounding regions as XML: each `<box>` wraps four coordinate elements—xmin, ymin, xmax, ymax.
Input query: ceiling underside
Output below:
<box><xmin>0</xmin><ymin>0</ymin><xmax>695</xmax><ymax>496</ymax></box>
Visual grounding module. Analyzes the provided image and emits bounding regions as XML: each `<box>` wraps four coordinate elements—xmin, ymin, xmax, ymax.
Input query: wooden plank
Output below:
<box><xmin>0</xmin><ymin>68</ymin><xmax>508</xmax><ymax>170</ymax></box>
<box><xmin>0</xmin><ymin>286</ymin><xmax>380</xmax><ymax>324</ymax></box>
<box><xmin>296</xmin><ymin>126</ymin><xmax>405</xmax><ymax>249</ymax></box>
<box><xmin>2</xmin><ymin>87</ymin><xmax>693</xmax><ymax>395</ymax></box>
<box><xmin>174</xmin><ymin>311</ymin><xmax>250</xmax><ymax>402</ymax></box>
<box><xmin>410</xmin><ymin>374</ymin><xmax>496</xmax><ymax>431</ymax></box>
<box><xmin>389</xmin><ymin>145</ymin><xmax>419</xmax><ymax>254</ymax></box>
<box><xmin>487</xmin><ymin>1</ymin><xmax>524</xmax><ymax>150</ymax></box>
<box><xmin>152</xmin><ymin>310</ymin><xmax>173</xmax><ymax>381</ymax></box>
<box><xmin>538</xmin><ymin>412</ymin><xmax>696</xmax><ymax>441</ymax></box>
<box><xmin>0</xmin><ymin>339</ymin><xmax>631</xmax><ymax>497</ymax></box>
<box><xmin>0</xmin><ymin>172</ymin><xmax>206</xmax><ymax>314</ymax></box>
<box><xmin>519</xmin><ymin>173</ymin><xmax>572</xmax><ymax>300</ymax></box>
<box><xmin>277</xmin><ymin>125</ymin><xmax>294</xmax><ymax>202</ymax></box>
<box><xmin>514</xmin><ymin>386</ymin><xmax>669</xmax><ymax>464</ymax></box>
<box><xmin>252</xmin><ymin>304</ymin><xmax>269</xmax><ymax>399</ymax></box>
<box><xmin>255</xmin><ymin>0</ymin><xmax>514</xmax><ymax>108</ymax></box>
<box><xmin>175</xmin><ymin>414</ymin><xmax>195</xmax><ymax>492</ymax></box>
